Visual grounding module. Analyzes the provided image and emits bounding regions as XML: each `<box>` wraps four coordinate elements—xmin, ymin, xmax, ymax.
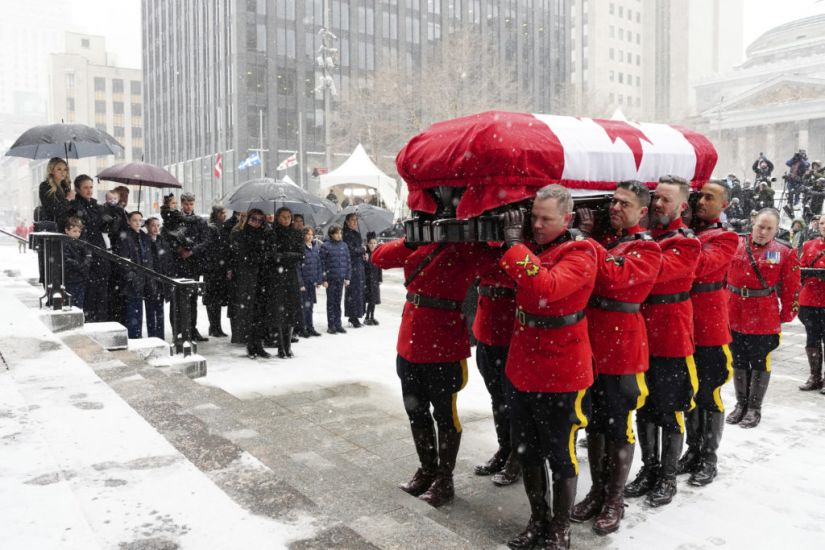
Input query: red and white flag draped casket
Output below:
<box><xmin>397</xmin><ymin>111</ymin><xmax>718</xmax><ymax>219</ymax></box>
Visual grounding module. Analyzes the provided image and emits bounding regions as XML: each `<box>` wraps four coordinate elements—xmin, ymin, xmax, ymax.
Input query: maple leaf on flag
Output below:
<box><xmin>593</xmin><ymin>119</ymin><xmax>651</xmax><ymax>171</ymax></box>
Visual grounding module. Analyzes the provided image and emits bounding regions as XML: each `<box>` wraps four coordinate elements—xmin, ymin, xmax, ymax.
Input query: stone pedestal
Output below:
<box><xmin>38</xmin><ymin>307</ymin><xmax>85</xmax><ymax>333</ymax></box>
<box><xmin>80</xmin><ymin>322</ymin><xmax>128</xmax><ymax>351</ymax></box>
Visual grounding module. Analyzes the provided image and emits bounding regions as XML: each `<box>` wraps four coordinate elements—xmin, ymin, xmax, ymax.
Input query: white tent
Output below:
<box><xmin>320</xmin><ymin>144</ymin><xmax>402</xmax><ymax>214</ymax></box>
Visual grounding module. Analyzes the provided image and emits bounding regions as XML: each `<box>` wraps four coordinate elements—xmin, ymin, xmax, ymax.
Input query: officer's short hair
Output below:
<box><xmin>706</xmin><ymin>179</ymin><xmax>732</xmax><ymax>203</ymax></box>
<box><xmin>534</xmin><ymin>184</ymin><xmax>572</xmax><ymax>214</ymax></box>
<box><xmin>755</xmin><ymin>207</ymin><xmax>780</xmax><ymax>224</ymax></box>
<box><xmin>658</xmin><ymin>175</ymin><xmax>691</xmax><ymax>201</ymax></box>
<box><xmin>180</xmin><ymin>192</ymin><xmax>196</xmax><ymax>202</ymax></box>
<box><xmin>616</xmin><ymin>180</ymin><xmax>650</xmax><ymax>207</ymax></box>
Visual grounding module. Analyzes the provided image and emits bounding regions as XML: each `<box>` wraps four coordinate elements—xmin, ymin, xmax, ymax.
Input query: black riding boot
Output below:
<box><xmin>677</xmin><ymin>408</ymin><xmax>703</xmax><ymax>475</ymax></box>
<box><xmin>726</xmin><ymin>369</ymin><xmax>749</xmax><ymax>424</ymax></box>
<box><xmin>283</xmin><ymin>327</ymin><xmax>294</xmax><ymax>358</ymax></box>
<box><xmin>646</xmin><ymin>431</ymin><xmax>682</xmax><ymax>507</ymax></box>
<box><xmin>740</xmin><ymin>370</ymin><xmax>770</xmax><ymax>428</ymax></box>
<box><xmin>545</xmin><ymin>476</ymin><xmax>577</xmax><ymax>549</ymax></box>
<box><xmin>571</xmin><ymin>433</ymin><xmax>605</xmax><ymax>522</ymax></box>
<box><xmin>800</xmin><ymin>347</ymin><xmax>823</xmax><ymax>391</ymax></box>
<box><xmin>400</xmin><ymin>424</ymin><xmax>438</xmax><ymax>496</ymax></box>
<box><xmin>624</xmin><ymin>421</ymin><xmax>659</xmax><ymax>498</ymax></box>
<box><xmin>419</xmin><ymin>430</ymin><xmax>461</xmax><ymax>507</ymax></box>
<box><xmin>593</xmin><ymin>442</ymin><xmax>634</xmax><ymax>535</ymax></box>
<box><xmin>207</xmin><ymin>304</ymin><xmax>227</xmax><ymax>337</ymax></box>
<box><xmin>690</xmin><ymin>410</ymin><xmax>724</xmax><ymax>486</ymax></box>
<box><xmin>507</xmin><ymin>464</ymin><xmax>549</xmax><ymax>549</ymax></box>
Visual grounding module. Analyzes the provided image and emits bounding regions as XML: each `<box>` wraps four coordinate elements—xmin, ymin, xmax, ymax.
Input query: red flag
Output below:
<box><xmin>214</xmin><ymin>152</ymin><xmax>223</xmax><ymax>178</ymax></box>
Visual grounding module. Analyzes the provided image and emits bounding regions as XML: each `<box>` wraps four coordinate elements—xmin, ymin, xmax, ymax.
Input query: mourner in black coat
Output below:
<box><xmin>204</xmin><ymin>206</ymin><xmax>232</xmax><ymax>337</ymax></box>
<box><xmin>342</xmin><ymin>214</ymin><xmax>366</xmax><ymax>327</ymax></box>
<box><xmin>118</xmin><ymin>212</ymin><xmax>156</xmax><ymax>339</ymax></box>
<box><xmin>169</xmin><ymin>193</ymin><xmax>211</xmax><ymax>341</ymax></box>
<box><xmin>364</xmin><ymin>232</ymin><xmax>382</xmax><ymax>325</ymax></box>
<box><xmin>270</xmin><ymin>208</ymin><xmax>305</xmax><ymax>358</ymax></box>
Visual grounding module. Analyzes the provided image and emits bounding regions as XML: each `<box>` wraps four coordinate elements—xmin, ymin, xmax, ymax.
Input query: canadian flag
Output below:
<box><xmin>277</xmin><ymin>152</ymin><xmax>298</xmax><ymax>171</ymax></box>
<box><xmin>213</xmin><ymin>152</ymin><xmax>223</xmax><ymax>178</ymax></box>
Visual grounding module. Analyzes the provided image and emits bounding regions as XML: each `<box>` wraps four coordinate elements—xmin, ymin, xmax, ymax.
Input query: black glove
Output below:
<box><xmin>502</xmin><ymin>209</ymin><xmax>525</xmax><ymax>248</ymax></box>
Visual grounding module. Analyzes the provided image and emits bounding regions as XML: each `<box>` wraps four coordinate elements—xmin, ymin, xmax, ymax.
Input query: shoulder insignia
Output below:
<box><xmin>515</xmin><ymin>254</ymin><xmax>540</xmax><ymax>277</ymax></box>
<box><xmin>605</xmin><ymin>255</ymin><xmax>625</xmax><ymax>266</ymax></box>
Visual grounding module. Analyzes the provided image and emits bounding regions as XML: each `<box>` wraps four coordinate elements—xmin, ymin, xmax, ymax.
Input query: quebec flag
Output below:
<box><xmin>238</xmin><ymin>152</ymin><xmax>261</xmax><ymax>170</ymax></box>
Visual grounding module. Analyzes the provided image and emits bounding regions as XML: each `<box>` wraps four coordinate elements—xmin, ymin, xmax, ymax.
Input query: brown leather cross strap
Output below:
<box><xmin>587</xmin><ymin>295</ymin><xmax>641</xmax><ymax>313</ymax></box>
<box><xmin>478</xmin><ymin>285</ymin><xmax>516</xmax><ymax>298</ymax></box>
<box><xmin>406</xmin><ymin>292</ymin><xmax>462</xmax><ymax>311</ymax></box>
<box><xmin>516</xmin><ymin>308</ymin><xmax>585</xmax><ymax>328</ymax></box>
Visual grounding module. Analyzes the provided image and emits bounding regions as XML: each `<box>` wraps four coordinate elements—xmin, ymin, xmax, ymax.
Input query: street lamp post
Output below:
<box><xmin>317</xmin><ymin>0</ymin><xmax>338</xmax><ymax>182</ymax></box>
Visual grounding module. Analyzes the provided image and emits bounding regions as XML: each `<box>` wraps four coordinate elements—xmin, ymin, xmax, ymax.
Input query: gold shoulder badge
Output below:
<box><xmin>516</xmin><ymin>254</ymin><xmax>540</xmax><ymax>277</ymax></box>
<box><xmin>575</xmin><ymin>234</ymin><xmax>585</xmax><ymax>241</ymax></box>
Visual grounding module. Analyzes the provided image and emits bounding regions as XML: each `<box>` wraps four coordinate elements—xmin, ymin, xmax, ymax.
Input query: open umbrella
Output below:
<box><xmin>97</xmin><ymin>161</ymin><xmax>182</xmax><ymax>188</ymax></box>
<box><xmin>223</xmin><ymin>177</ymin><xmax>335</xmax><ymax>227</ymax></box>
<box><xmin>320</xmin><ymin>204</ymin><xmax>394</xmax><ymax>239</ymax></box>
<box><xmin>5</xmin><ymin>123</ymin><xmax>123</xmax><ymax>160</ymax></box>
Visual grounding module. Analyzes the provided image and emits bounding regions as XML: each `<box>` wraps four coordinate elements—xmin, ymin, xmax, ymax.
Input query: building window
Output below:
<box><xmin>618</xmin><ymin>94</ymin><xmax>624</xmax><ymax>105</ymax></box>
<box><xmin>130</xmin><ymin>80</ymin><xmax>141</xmax><ymax>95</ymax></box>
<box><xmin>609</xmin><ymin>3</ymin><xmax>614</xmax><ymax>14</ymax></box>
<box><xmin>609</xmin><ymin>70</ymin><xmax>614</xmax><ymax>82</ymax></box>
<box><xmin>94</xmin><ymin>77</ymin><xmax>105</xmax><ymax>92</ymax></box>
<box><xmin>610</xmin><ymin>25</ymin><xmax>614</xmax><ymax>38</ymax></box>
<box><xmin>94</xmin><ymin>100</ymin><xmax>106</xmax><ymax>113</ymax></box>
<box><xmin>66</xmin><ymin>97</ymin><xmax>75</xmax><ymax>111</ymax></box>
<box><xmin>618</xmin><ymin>73</ymin><xmax>623</xmax><ymax>84</ymax></box>
<box><xmin>113</xmin><ymin>102</ymin><xmax>124</xmax><ymax>114</ymax></box>
<box><xmin>65</xmin><ymin>73</ymin><xmax>75</xmax><ymax>90</ymax></box>
<box><xmin>618</xmin><ymin>6</ymin><xmax>623</xmax><ymax>17</ymax></box>
<box><xmin>81</xmin><ymin>38</ymin><xmax>90</xmax><ymax>48</ymax></box>
<box><xmin>609</xmin><ymin>48</ymin><xmax>614</xmax><ymax>60</ymax></box>
<box><xmin>636</xmin><ymin>76</ymin><xmax>641</xmax><ymax>87</ymax></box>
<box><xmin>619</xmin><ymin>50</ymin><xmax>623</xmax><ymax>62</ymax></box>
<box><xmin>131</xmin><ymin>103</ymin><xmax>142</xmax><ymax>116</ymax></box>
<box><xmin>636</xmin><ymin>54</ymin><xmax>641</xmax><ymax>66</ymax></box>
<box><xmin>637</xmin><ymin>34</ymin><xmax>641</xmax><ymax>45</ymax></box>
<box><xmin>637</xmin><ymin>12</ymin><xmax>641</xmax><ymax>23</ymax></box>
<box><xmin>132</xmin><ymin>147</ymin><xmax>143</xmax><ymax>160</ymax></box>
<box><xmin>132</xmin><ymin>127</ymin><xmax>142</xmax><ymax>138</ymax></box>
<box><xmin>112</xmin><ymin>79</ymin><xmax>124</xmax><ymax>94</ymax></box>
<box><xmin>618</xmin><ymin>28</ymin><xmax>623</xmax><ymax>40</ymax></box>
<box><xmin>113</xmin><ymin>126</ymin><xmax>125</xmax><ymax>137</ymax></box>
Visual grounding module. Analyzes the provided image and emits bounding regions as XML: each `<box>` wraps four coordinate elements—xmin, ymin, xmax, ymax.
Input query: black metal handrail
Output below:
<box><xmin>1</xmin><ymin>228</ymin><xmax>202</xmax><ymax>357</ymax></box>
<box><xmin>0</xmin><ymin>227</ymin><xmax>27</xmax><ymax>244</ymax></box>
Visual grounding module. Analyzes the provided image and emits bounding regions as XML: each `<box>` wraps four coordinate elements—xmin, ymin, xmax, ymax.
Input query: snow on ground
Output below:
<box><xmin>2</xmin><ymin>240</ymin><xmax>825</xmax><ymax>549</ymax></box>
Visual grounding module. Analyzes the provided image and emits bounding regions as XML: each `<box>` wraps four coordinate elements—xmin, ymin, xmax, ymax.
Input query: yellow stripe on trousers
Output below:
<box><xmin>712</xmin><ymin>345</ymin><xmax>734</xmax><ymax>413</ymax></box>
<box><xmin>451</xmin><ymin>359</ymin><xmax>469</xmax><ymax>432</ymax></box>
<box><xmin>567</xmin><ymin>389</ymin><xmax>589</xmax><ymax>476</ymax></box>
<box><xmin>766</xmin><ymin>333</ymin><xmax>781</xmax><ymax>373</ymax></box>
<box><xmin>686</xmin><ymin>355</ymin><xmax>699</xmax><ymax>412</ymax></box>
<box><xmin>626</xmin><ymin>372</ymin><xmax>650</xmax><ymax>444</ymax></box>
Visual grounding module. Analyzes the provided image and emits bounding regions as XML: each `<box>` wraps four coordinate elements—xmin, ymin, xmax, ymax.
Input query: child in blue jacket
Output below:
<box><xmin>299</xmin><ymin>227</ymin><xmax>324</xmax><ymax>337</ymax></box>
<box><xmin>319</xmin><ymin>225</ymin><xmax>351</xmax><ymax>334</ymax></box>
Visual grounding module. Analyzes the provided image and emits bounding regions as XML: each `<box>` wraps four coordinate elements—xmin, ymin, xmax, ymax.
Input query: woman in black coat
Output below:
<box><xmin>204</xmin><ymin>206</ymin><xmax>231</xmax><ymax>337</ymax></box>
<box><xmin>270</xmin><ymin>207</ymin><xmax>305</xmax><ymax>358</ymax></box>
<box><xmin>229</xmin><ymin>209</ymin><xmax>275</xmax><ymax>359</ymax></box>
<box><xmin>342</xmin><ymin>213</ymin><xmax>367</xmax><ymax>327</ymax></box>
<box><xmin>38</xmin><ymin>157</ymin><xmax>74</xmax><ymax>226</ymax></box>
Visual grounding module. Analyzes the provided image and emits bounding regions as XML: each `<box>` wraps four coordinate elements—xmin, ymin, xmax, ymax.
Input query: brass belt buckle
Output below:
<box><xmin>412</xmin><ymin>293</ymin><xmax>421</xmax><ymax>306</ymax></box>
<box><xmin>742</xmin><ymin>287</ymin><xmax>749</xmax><ymax>298</ymax></box>
<box><xmin>518</xmin><ymin>309</ymin><xmax>527</xmax><ymax>325</ymax></box>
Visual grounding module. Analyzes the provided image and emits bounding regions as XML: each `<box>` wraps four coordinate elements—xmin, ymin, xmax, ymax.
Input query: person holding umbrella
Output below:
<box><xmin>343</xmin><ymin>213</ymin><xmax>367</xmax><ymax>328</ymax></box>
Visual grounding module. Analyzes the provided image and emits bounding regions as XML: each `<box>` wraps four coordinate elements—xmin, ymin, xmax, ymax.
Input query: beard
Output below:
<box><xmin>652</xmin><ymin>212</ymin><xmax>674</xmax><ymax>228</ymax></box>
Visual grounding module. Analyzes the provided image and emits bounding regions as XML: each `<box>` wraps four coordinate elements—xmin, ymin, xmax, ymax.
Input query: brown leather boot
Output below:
<box><xmin>726</xmin><ymin>369</ymin><xmax>749</xmax><ymax>424</ymax></box>
<box><xmin>800</xmin><ymin>347</ymin><xmax>823</xmax><ymax>391</ymax></box>
<box><xmin>544</xmin><ymin>477</ymin><xmax>577</xmax><ymax>549</ymax></box>
<box><xmin>475</xmin><ymin>446</ymin><xmax>510</xmax><ymax>476</ymax></box>
<box><xmin>399</xmin><ymin>424</ymin><xmax>438</xmax><ymax>496</ymax></box>
<box><xmin>399</xmin><ymin>468</ymin><xmax>437</xmax><ymax>497</ymax></box>
<box><xmin>507</xmin><ymin>464</ymin><xmax>549</xmax><ymax>549</ymax></box>
<box><xmin>571</xmin><ymin>433</ymin><xmax>605</xmax><ymax>523</ymax></box>
<box><xmin>419</xmin><ymin>430</ymin><xmax>461</xmax><ymax>507</ymax></box>
<box><xmin>593</xmin><ymin>441</ymin><xmax>634</xmax><ymax>535</ymax></box>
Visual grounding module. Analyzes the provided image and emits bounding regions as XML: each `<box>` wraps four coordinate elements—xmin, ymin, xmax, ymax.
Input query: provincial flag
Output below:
<box><xmin>277</xmin><ymin>152</ymin><xmax>298</xmax><ymax>171</ymax></box>
<box><xmin>238</xmin><ymin>152</ymin><xmax>261</xmax><ymax>170</ymax></box>
<box><xmin>213</xmin><ymin>152</ymin><xmax>223</xmax><ymax>178</ymax></box>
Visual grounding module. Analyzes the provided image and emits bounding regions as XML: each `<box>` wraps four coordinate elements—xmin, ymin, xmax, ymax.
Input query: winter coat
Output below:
<box><xmin>365</xmin><ymin>249</ymin><xmax>382</xmax><ymax>305</ymax></box>
<box><xmin>63</xmin><ymin>238</ymin><xmax>91</xmax><ymax>285</ymax></box>
<box><xmin>301</xmin><ymin>240</ymin><xmax>324</xmax><ymax>304</ymax></box>
<box><xmin>68</xmin><ymin>196</ymin><xmax>112</xmax><ymax>321</ymax></box>
<box><xmin>171</xmin><ymin>213</ymin><xmax>210</xmax><ymax>279</ymax></box>
<box><xmin>229</xmin><ymin>224</ymin><xmax>274</xmax><ymax>344</ymax></box>
<box><xmin>791</xmin><ymin>219</ymin><xmax>807</xmax><ymax>255</ymax></box>
<box><xmin>103</xmin><ymin>203</ymin><xmax>129</xmax><ymax>254</ymax></box>
<box><xmin>38</xmin><ymin>180</ymin><xmax>72</xmax><ymax>226</ymax></box>
<box><xmin>68</xmin><ymin>196</ymin><xmax>108</xmax><ymax>249</ymax></box>
<box><xmin>342</xmin><ymin>226</ymin><xmax>366</xmax><ymax>318</ymax></box>
<box><xmin>148</xmin><ymin>234</ymin><xmax>175</xmax><ymax>301</ymax></box>
<box><xmin>270</xmin><ymin>223</ymin><xmax>305</xmax><ymax>328</ymax></box>
<box><xmin>320</xmin><ymin>239</ymin><xmax>351</xmax><ymax>282</ymax></box>
<box><xmin>203</xmin><ymin>221</ymin><xmax>231</xmax><ymax>306</ymax></box>
<box><xmin>117</xmin><ymin>229</ymin><xmax>156</xmax><ymax>299</ymax></box>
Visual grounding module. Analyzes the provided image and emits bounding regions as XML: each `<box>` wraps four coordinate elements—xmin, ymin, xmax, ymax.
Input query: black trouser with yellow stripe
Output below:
<box><xmin>396</xmin><ymin>355</ymin><xmax>468</xmax><ymax>435</ymax></box>
<box><xmin>587</xmin><ymin>373</ymin><xmax>648</xmax><ymax>443</ymax></box>
<box><xmin>637</xmin><ymin>356</ymin><xmax>698</xmax><ymax>434</ymax></box>
<box><xmin>693</xmin><ymin>345</ymin><xmax>734</xmax><ymax>413</ymax></box>
<box><xmin>508</xmin><ymin>381</ymin><xmax>589</xmax><ymax>479</ymax></box>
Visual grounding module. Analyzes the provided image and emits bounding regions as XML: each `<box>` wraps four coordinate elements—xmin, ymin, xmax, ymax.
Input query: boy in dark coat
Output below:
<box><xmin>63</xmin><ymin>217</ymin><xmax>91</xmax><ymax>310</ymax></box>
<box><xmin>320</xmin><ymin>225</ymin><xmax>351</xmax><ymax>334</ymax></box>
<box><xmin>364</xmin><ymin>232</ymin><xmax>382</xmax><ymax>325</ymax></box>
<box><xmin>144</xmin><ymin>217</ymin><xmax>173</xmax><ymax>339</ymax></box>
<box><xmin>299</xmin><ymin>227</ymin><xmax>324</xmax><ymax>337</ymax></box>
<box><xmin>118</xmin><ymin>211</ymin><xmax>156</xmax><ymax>339</ymax></box>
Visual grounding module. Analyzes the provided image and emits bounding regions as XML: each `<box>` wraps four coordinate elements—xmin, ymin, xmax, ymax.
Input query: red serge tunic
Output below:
<box><xmin>800</xmin><ymin>238</ymin><xmax>825</xmax><ymax>308</ymax></box>
<box><xmin>727</xmin><ymin>236</ymin><xmax>801</xmax><ymax>334</ymax></box>
<box><xmin>642</xmin><ymin>219</ymin><xmax>701</xmax><ymax>358</ymax></box>
<box><xmin>370</xmin><ymin>238</ymin><xmax>491</xmax><ymax>364</ymax></box>
<box><xmin>472</xmin><ymin>260</ymin><xmax>517</xmax><ymax>347</ymax></box>
<box><xmin>587</xmin><ymin>226</ymin><xmax>662</xmax><ymax>375</ymax></box>
<box><xmin>691</xmin><ymin>221</ymin><xmax>740</xmax><ymax>347</ymax></box>
<box><xmin>499</xmin><ymin>234</ymin><xmax>597</xmax><ymax>393</ymax></box>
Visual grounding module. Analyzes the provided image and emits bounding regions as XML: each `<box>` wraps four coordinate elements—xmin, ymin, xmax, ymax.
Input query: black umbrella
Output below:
<box><xmin>5</xmin><ymin>123</ymin><xmax>124</xmax><ymax>160</ymax></box>
<box><xmin>321</xmin><ymin>204</ymin><xmax>394</xmax><ymax>239</ymax></box>
<box><xmin>223</xmin><ymin>177</ymin><xmax>335</xmax><ymax>227</ymax></box>
<box><xmin>97</xmin><ymin>161</ymin><xmax>182</xmax><ymax>188</ymax></box>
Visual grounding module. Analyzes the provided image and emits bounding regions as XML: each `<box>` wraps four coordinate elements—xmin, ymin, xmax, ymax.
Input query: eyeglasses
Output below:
<box><xmin>248</xmin><ymin>216</ymin><xmax>264</xmax><ymax>224</ymax></box>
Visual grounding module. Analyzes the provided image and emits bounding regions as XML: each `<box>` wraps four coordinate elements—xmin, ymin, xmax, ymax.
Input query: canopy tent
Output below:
<box><xmin>397</xmin><ymin>111</ymin><xmax>717</xmax><ymax>219</ymax></box>
<box><xmin>320</xmin><ymin>144</ymin><xmax>402</xmax><ymax>214</ymax></box>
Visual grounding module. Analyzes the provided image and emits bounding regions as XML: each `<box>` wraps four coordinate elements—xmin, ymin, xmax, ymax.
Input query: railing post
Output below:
<box><xmin>171</xmin><ymin>279</ymin><xmax>199</xmax><ymax>357</ymax></box>
<box><xmin>41</xmin><ymin>234</ymin><xmax>66</xmax><ymax>310</ymax></box>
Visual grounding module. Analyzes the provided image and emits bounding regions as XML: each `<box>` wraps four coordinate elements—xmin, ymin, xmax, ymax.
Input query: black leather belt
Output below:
<box><xmin>726</xmin><ymin>284</ymin><xmax>776</xmax><ymax>298</ymax></box>
<box><xmin>406</xmin><ymin>292</ymin><xmax>462</xmax><ymax>310</ymax></box>
<box><xmin>691</xmin><ymin>281</ymin><xmax>725</xmax><ymax>293</ymax></box>
<box><xmin>478</xmin><ymin>285</ymin><xmax>516</xmax><ymax>298</ymax></box>
<box><xmin>517</xmin><ymin>308</ymin><xmax>585</xmax><ymax>328</ymax></box>
<box><xmin>645</xmin><ymin>291</ymin><xmax>690</xmax><ymax>305</ymax></box>
<box><xmin>587</xmin><ymin>295</ymin><xmax>641</xmax><ymax>313</ymax></box>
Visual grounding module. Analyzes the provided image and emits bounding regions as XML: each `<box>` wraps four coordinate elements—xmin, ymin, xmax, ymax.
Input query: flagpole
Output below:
<box><xmin>298</xmin><ymin>115</ymin><xmax>305</xmax><ymax>189</ymax></box>
<box><xmin>259</xmin><ymin>108</ymin><xmax>264</xmax><ymax>178</ymax></box>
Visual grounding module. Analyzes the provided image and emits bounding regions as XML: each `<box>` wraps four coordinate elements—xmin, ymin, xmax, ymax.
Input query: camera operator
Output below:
<box><xmin>752</xmin><ymin>154</ymin><xmax>774</xmax><ymax>180</ymax></box>
<box><xmin>803</xmin><ymin>177</ymin><xmax>825</xmax><ymax>224</ymax></box>
<box><xmin>785</xmin><ymin>149</ymin><xmax>810</xmax><ymax>208</ymax></box>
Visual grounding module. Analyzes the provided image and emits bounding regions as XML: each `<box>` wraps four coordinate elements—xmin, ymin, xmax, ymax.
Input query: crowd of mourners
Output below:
<box><xmin>35</xmin><ymin>157</ymin><xmax>383</xmax><ymax>359</ymax></box>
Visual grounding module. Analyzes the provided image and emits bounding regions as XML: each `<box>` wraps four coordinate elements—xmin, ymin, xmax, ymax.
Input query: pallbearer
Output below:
<box><xmin>798</xmin><ymin>215</ymin><xmax>825</xmax><ymax>393</ymax></box>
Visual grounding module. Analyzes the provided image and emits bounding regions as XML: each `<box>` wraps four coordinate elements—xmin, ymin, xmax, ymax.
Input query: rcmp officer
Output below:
<box><xmin>497</xmin><ymin>184</ymin><xmax>596</xmax><ymax>550</ymax></box>
<box><xmin>677</xmin><ymin>180</ymin><xmax>739</xmax><ymax>487</ymax></box>
<box><xmin>625</xmin><ymin>175</ymin><xmax>701</xmax><ymax>507</ymax></box>
<box><xmin>371</xmin><ymin>237</ymin><xmax>492</xmax><ymax>507</ymax></box>
<box><xmin>726</xmin><ymin>208</ymin><xmax>801</xmax><ymax>428</ymax></box>
<box><xmin>570</xmin><ymin>180</ymin><xmax>661</xmax><ymax>535</ymax></box>
<box><xmin>471</xmin><ymin>263</ymin><xmax>520</xmax><ymax>486</ymax></box>
<box><xmin>798</xmin><ymin>215</ymin><xmax>825</xmax><ymax>393</ymax></box>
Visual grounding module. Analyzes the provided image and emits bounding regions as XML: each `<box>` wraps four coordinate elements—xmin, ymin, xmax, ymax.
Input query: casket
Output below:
<box><xmin>396</xmin><ymin>111</ymin><xmax>717</xmax><ymax>243</ymax></box>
